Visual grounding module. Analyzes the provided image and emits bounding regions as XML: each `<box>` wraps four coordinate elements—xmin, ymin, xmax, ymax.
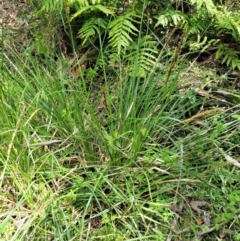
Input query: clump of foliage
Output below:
<box><xmin>35</xmin><ymin>0</ymin><xmax>240</xmax><ymax>72</ymax></box>
<box><xmin>33</xmin><ymin>0</ymin><xmax>160</xmax><ymax>77</ymax></box>
<box><xmin>154</xmin><ymin>0</ymin><xmax>240</xmax><ymax>69</ymax></box>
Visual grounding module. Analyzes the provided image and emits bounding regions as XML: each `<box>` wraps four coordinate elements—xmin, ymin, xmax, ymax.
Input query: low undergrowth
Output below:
<box><xmin>1</xmin><ymin>1</ymin><xmax>240</xmax><ymax>240</ymax></box>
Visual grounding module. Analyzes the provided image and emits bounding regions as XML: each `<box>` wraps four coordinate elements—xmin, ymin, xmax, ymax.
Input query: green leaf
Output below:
<box><xmin>94</xmin><ymin>5</ymin><xmax>115</xmax><ymax>16</ymax></box>
<box><xmin>70</xmin><ymin>5</ymin><xmax>114</xmax><ymax>21</ymax></box>
<box><xmin>232</xmin><ymin>114</ymin><xmax>240</xmax><ymax>120</ymax></box>
<box><xmin>108</xmin><ymin>13</ymin><xmax>139</xmax><ymax>55</ymax></box>
<box><xmin>78</xmin><ymin>17</ymin><xmax>107</xmax><ymax>44</ymax></box>
<box><xmin>155</xmin><ymin>9</ymin><xmax>187</xmax><ymax>28</ymax></box>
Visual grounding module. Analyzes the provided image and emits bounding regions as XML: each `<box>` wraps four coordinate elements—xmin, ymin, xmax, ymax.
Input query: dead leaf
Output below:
<box><xmin>13</xmin><ymin>216</ymin><xmax>29</xmax><ymax>230</ymax></box>
<box><xmin>197</xmin><ymin>217</ymin><xmax>203</xmax><ymax>225</ymax></box>
<box><xmin>219</xmin><ymin>232</ymin><xmax>227</xmax><ymax>239</ymax></box>
<box><xmin>169</xmin><ymin>204</ymin><xmax>182</xmax><ymax>213</ymax></box>
<box><xmin>190</xmin><ymin>201</ymin><xmax>211</xmax><ymax>215</ymax></box>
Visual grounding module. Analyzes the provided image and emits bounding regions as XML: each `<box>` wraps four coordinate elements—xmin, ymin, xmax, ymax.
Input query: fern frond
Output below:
<box><xmin>39</xmin><ymin>0</ymin><xmax>64</xmax><ymax>12</ymax></box>
<box><xmin>126</xmin><ymin>36</ymin><xmax>158</xmax><ymax>77</ymax></box>
<box><xmin>108</xmin><ymin>13</ymin><xmax>139</xmax><ymax>55</ymax></box>
<box><xmin>186</xmin><ymin>6</ymin><xmax>214</xmax><ymax>35</ymax></box>
<box><xmin>190</xmin><ymin>0</ymin><xmax>217</xmax><ymax>14</ymax></box>
<box><xmin>70</xmin><ymin>5</ymin><xmax>114</xmax><ymax>20</ymax></box>
<box><xmin>155</xmin><ymin>9</ymin><xmax>187</xmax><ymax>28</ymax></box>
<box><xmin>78</xmin><ymin>18</ymin><xmax>107</xmax><ymax>44</ymax></box>
<box><xmin>215</xmin><ymin>44</ymin><xmax>240</xmax><ymax>70</ymax></box>
<box><xmin>38</xmin><ymin>0</ymin><xmax>102</xmax><ymax>13</ymax></box>
<box><xmin>216</xmin><ymin>9</ymin><xmax>240</xmax><ymax>41</ymax></box>
<box><xmin>67</xmin><ymin>0</ymin><xmax>101</xmax><ymax>7</ymax></box>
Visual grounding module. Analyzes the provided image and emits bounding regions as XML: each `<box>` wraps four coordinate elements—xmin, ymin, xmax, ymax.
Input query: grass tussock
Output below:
<box><xmin>1</xmin><ymin>2</ymin><xmax>240</xmax><ymax>240</ymax></box>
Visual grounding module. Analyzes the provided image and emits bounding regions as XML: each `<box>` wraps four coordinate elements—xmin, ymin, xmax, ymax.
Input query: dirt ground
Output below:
<box><xmin>1</xmin><ymin>0</ymin><xmax>32</xmax><ymax>51</ymax></box>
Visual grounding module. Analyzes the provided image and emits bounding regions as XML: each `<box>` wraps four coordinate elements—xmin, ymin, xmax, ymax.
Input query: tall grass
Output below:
<box><xmin>0</xmin><ymin>41</ymin><xmax>181</xmax><ymax>240</ymax></box>
<box><xmin>1</xmin><ymin>7</ymin><xmax>240</xmax><ymax>241</ymax></box>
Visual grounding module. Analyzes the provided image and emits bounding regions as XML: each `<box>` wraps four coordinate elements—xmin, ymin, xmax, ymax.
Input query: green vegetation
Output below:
<box><xmin>1</xmin><ymin>0</ymin><xmax>240</xmax><ymax>240</ymax></box>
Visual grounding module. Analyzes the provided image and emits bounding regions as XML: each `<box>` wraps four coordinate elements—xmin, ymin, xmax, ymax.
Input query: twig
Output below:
<box><xmin>25</xmin><ymin>140</ymin><xmax>63</xmax><ymax>147</ymax></box>
<box><xmin>191</xmin><ymin>222</ymin><xmax>226</xmax><ymax>241</ymax></box>
<box><xmin>215</xmin><ymin>144</ymin><xmax>240</xmax><ymax>168</ymax></box>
